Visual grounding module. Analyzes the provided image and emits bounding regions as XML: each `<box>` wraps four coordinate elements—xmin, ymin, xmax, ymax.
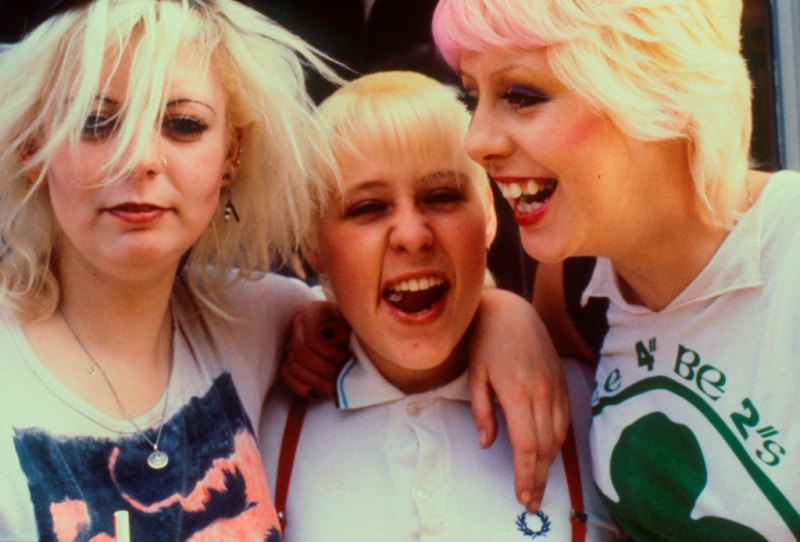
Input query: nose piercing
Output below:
<box><xmin>161</xmin><ymin>156</ymin><xmax>168</xmax><ymax>171</ymax></box>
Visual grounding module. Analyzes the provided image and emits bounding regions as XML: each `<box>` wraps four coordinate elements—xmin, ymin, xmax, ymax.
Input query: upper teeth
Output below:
<box><xmin>390</xmin><ymin>275</ymin><xmax>444</xmax><ymax>293</ymax></box>
<box><xmin>498</xmin><ymin>180</ymin><xmax>554</xmax><ymax>199</ymax></box>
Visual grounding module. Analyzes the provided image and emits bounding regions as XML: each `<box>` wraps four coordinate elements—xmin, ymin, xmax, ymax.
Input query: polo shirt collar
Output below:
<box><xmin>335</xmin><ymin>335</ymin><xmax>471</xmax><ymax>410</ymax></box>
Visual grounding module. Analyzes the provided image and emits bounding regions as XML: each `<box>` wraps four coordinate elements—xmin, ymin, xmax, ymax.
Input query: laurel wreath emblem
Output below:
<box><xmin>516</xmin><ymin>510</ymin><xmax>552</xmax><ymax>538</ymax></box>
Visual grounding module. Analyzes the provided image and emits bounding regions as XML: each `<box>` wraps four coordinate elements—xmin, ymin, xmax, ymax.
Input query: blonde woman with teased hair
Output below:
<box><xmin>262</xmin><ymin>71</ymin><xmax>620</xmax><ymax>541</ymax></box>
<box><xmin>432</xmin><ymin>0</ymin><xmax>800</xmax><ymax>539</ymax></box>
<box><xmin>0</xmin><ymin>1</ymin><xmax>338</xmax><ymax>539</ymax></box>
<box><xmin>0</xmin><ymin>2</ymin><xmax>568</xmax><ymax>539</ymax></box>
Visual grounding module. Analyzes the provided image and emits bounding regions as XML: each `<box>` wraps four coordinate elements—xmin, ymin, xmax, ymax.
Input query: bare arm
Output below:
<box><xmin>533</xmin><ymin>261</ymin><xmax>599</xmax><ymax>363</ymax></box>
<box><xmin>468</xmin><ymin>287</ymin><xmax>569</xmax><ymax>513</ymax></box>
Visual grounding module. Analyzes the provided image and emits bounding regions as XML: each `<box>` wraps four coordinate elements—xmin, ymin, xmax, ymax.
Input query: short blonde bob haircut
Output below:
<box><xmin>306</xmin><ymin>70</ymin><xmax>497</xmax><ymax>293</ymax></box>
<box><xmin>307</xmin><ymin>70</ymin><xmax>494</xmax><ymax>252</ymax></box>
<box><xmin>0</xmin><ymin>0</ymin><xmax>339</xmax><ymax>321</ymax></box>
<box><xmin>433</xmin><ymin>0</ymin><xmax>753</xmax><ymax>228</ymax></box>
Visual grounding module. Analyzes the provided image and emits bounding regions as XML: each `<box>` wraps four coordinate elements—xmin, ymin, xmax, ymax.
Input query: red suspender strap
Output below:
<box><xmin>274</xmin><ymin>395</ymin><xmax>309</xmax><ymax>532</ymax></box>
<box><xmin>562</xmin><ymin>423</ymin><xmax>587</xmax><ymax>542</ymax></box>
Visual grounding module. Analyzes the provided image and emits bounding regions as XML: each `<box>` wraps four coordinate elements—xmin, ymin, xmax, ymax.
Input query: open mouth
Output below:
<box><xmin>382</xmin><ymin>276</ymin><xmax>449</xmax><ymax>314</ymax></box>
<box><xmin>497</xmin><ymin>179</ymin><xmax>557</xmax><ymax>214</ymax></box>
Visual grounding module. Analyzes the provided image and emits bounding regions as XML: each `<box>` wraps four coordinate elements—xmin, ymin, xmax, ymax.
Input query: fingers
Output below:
<box><xmin>469</xmin><ymin>362</ymin><xmax>498</xmax><ymax>449</ymax></box>
<box><xmin>511</xmin><ymin>368</ymin><xmax>570</xmax><ymax>513</ymax></box>
<box><xmin>298</xmin><ymin>301</ymin><xmax>351</xmax><ymax>362</ymax></box>
<box><xmin>496</xmin><ymin>380</ymin><xmax>546</xmax><ymax>513</ymax></box>
<box><xmin>281</xmin><ymin>351</ymin><xmax>336</xmax><ymax>398</ymax></box>
<box><xmin>281</xmin><ymin>304</ymin><xmax>351</xmax><ymax>399</ymax></box>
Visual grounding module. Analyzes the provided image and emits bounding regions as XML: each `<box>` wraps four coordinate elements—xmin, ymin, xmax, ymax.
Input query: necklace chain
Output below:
<box><xmin>58</xmin><ymin>306</ymin><xmax>174</xmax><ymax>469</ymax></box>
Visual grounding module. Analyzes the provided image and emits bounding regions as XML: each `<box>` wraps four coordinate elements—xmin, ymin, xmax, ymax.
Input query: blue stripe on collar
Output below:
<box><xmin>335</xmin><ymin>358</ymin><xmax>358</xmax><ymax>409</ymax></box>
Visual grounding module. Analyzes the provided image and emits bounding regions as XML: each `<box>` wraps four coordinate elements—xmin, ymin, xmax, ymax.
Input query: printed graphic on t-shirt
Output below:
<box><xmin>592</xmin><ymin>338</ymin><xmax>799</xmax><ymax>542</ymax></box>
<box><xmin>13</xmin><ymin>373</ymin><xmax>281</xmax><ymax>542</ymax></box>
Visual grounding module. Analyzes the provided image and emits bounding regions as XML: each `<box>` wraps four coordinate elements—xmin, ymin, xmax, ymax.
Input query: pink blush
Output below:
<box><xmin>563</xmin><ymin>114</ymin><xmax>602</xmax><ymax>147</ymax></box>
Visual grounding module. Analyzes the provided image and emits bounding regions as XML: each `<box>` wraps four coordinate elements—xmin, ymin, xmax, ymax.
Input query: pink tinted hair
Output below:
<box><xmin>431</xmin><ymin>0</ymin><xmax>752</xmax><ymax>229</ymax></box>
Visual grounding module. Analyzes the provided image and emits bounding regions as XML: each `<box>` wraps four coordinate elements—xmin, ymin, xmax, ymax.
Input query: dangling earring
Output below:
<box><xmin>223</xmin><ymin>148</ymin><xmax>242</xmax><ymax>222</ymax></box>
<box><xmin>224</xmin><ymin>187</ymin><xmax>240</xmax><ymax>222</ymax></box>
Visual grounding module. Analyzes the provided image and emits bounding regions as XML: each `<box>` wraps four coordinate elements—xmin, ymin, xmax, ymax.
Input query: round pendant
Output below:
<box><xmin>147</xmin><ymin>450</ymin><xmax>169</xmax><ymax>470</ymax></box>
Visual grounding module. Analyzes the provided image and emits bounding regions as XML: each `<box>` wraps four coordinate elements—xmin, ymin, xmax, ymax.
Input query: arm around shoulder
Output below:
<box><xmin>468</xmin><ymin>287</ymin><xmax>569</xmax><ymax>513</ymax></box>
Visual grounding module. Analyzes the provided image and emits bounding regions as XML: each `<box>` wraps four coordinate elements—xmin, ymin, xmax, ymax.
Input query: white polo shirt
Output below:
<box><xmin>260</xmin><ymin>338</ymin><xmax>620</xmax><ymax>541</ymax></box>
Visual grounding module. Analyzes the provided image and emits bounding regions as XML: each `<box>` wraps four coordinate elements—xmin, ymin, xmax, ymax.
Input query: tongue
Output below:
<box><xmin>392</xmin><ymin>288</ymin><xmax>442</xmax><ymax>314</ymax></box>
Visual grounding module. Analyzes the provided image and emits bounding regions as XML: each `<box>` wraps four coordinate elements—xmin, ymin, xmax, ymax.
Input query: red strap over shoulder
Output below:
<box><xmin>274</xmin><ymin>395</ymin><xmax>309</xmax><ymax>532</ymax></box>
<box><xmin>562</xmin><ymin>423</ymin><xmax>587</xmax><ymax>542</ymax></box>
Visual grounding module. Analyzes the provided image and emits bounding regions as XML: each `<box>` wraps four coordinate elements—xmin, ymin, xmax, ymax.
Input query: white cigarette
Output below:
<box><xmin>114</xmin><ymin>510</ymin><xmax>131</xmax><ymax>542</ymax></box>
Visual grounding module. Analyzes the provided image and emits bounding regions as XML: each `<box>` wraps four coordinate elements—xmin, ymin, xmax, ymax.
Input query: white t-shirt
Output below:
<box><xmin>0</xmin><ymin>271</ymin><xmax>312</xmax><ymax>542</ymax></box>
<box><xmin>587</xmin><ymin>171</ymin><xmax>800</xmax><ymax>541</ymax></box>
<box><xmin>261</xmin><ymin>337</ymin><xmax>621</xmax><ymax>541</ymax></box>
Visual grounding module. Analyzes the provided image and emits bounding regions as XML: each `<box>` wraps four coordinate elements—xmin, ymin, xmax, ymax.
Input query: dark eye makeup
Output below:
<box><xmin>456</xmin><ymin>82</ymin><xmax>548</xmax><ymax>114</ymax></box>
<box><xmin>499</xmin><ymin>84</ymin><xmax>549</xmax><ymax>111</ymax></box>
<box><xmin>81</xmin><ymin>112</ymin><xmax>209</xmax><ymax>143</ymax></box>
<box><xmin>81</xmin><ymin>113</ymin><xmax>118</xmax><ymax>139</ymax></box>
<box><xmin>457</xmin><ymin>91</ymin><xmax>478</xmax><ymax>113</ymax></box>
<box><xmin>163</xmin><ymin>115</ymin><xmax>208</xmax><ymax>140</ymax></box>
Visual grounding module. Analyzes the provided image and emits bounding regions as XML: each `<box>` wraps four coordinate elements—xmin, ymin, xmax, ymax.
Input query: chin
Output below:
<box><xmin>519</xmin><ymin>233</ymin><xmax>575</xmax><ymax>264</ymax></box>
<box><xmin>389</xmin><ymin>344</ymin><xmax>452</xmax><ymax>371</ymax></box>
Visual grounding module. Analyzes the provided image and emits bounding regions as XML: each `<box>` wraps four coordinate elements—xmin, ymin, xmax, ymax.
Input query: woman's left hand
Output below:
<box><xmin>281</xmin><ymin>301</ymin><xmax>351</xmax><ymax>398</ymax></box>
<box><xmin>468</xmin><ymin>288</ymin><xmax>569</xmax><ymax>513</ymax></box>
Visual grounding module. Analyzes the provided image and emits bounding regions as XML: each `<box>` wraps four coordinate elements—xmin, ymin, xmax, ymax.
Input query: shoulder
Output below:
<box><xmin>173</xmin><ymin>269</ymin><xmax>314</xmax><ymax>325</ymax></box>
<box><xmin>752</xmin><ymin>171</ymin><xmax>800</xmax><ymax>244</ymax></box>
<box><xmin>756</xmin><ymin>170</ymin><xmax>800</xmax><ymax>207</ymax></box>
<box><xmin>171</xmin><ymin>270</ymin><xmax>315</xmax><ymax>372</ymax></box>
<box><xmin>224</xmin><ymin>272</ymin><xmax>315</xmax><ymax>319</ymax></box>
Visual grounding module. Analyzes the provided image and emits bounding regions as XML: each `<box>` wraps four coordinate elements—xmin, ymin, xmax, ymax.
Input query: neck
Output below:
<box><xmin>611</xmin><ymin>218</ymin><xmax>728</xmax><ymax>311</ymax></box>
<box><xmin>365</xmin><ymin>335</ymin><xmax>470</xmax><ymax>395</ymax></box>
<box><xmin>610</xmin><ymin>171</ymin><xmax>761</xmax><ymax>311</ymax></box>
<box><xmin>53</xmin><ymin>242</ymin><xmax>177</xmax><ymax>379</ymax></box>
<box><xmin>20</xmin><ymin>265</ymin><xmax>176</xmax><ymax>419</ymax></box>
<box><xmin>57</xmin><ymin>240</ymin><xmax>176</xmax><ymax>344</ymax></box>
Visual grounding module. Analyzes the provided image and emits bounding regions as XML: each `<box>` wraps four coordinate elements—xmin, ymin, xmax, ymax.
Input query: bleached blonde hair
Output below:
<box><xmin>305</xmin><ymin>70</ymin><xmax>497</xmax><ymax>294</ymax></box>
<box><xmin>433</xmin><ymin>0</ymin><xmax>753</xmax><ymax>228</ymax></box>
<box><xmin>0</xmin><ymin>0</ymin><xmax>340</xmax><ymax>321</ymax></box>
<box><xmin>307</xmin><ymin>70</ymin><xmax>494</xmax><ymax>250</ymax></box>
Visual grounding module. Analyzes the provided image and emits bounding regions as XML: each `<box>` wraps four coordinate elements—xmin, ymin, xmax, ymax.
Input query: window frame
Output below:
<box><xmin>771</xmin><ymin>0</ymin><xmax>800</xmax><ymax>170</ymax></box>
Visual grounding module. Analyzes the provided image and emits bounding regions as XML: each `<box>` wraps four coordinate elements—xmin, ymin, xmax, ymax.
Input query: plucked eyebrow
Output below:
<box><xmin>460</xmin><ymin>62</ymin><xmax>524</xmax><ymax>81</ymax></box>
<box><xmin>419</xmin><ymin>170</ymin><xmax>468</xmax><ymax>187</ymax></box>
<box><xmin>342</xmin><ymin>179</ymin><xmax>388</xmax><ymax>199</ymax></box>
<box><xmin>92</xmin><ymin>96</ymin><xmax>119</xmax><ymax>106</ymax></box>
<box><xmin>344</xmin><ymin>170</ymin><xmax>465</xmax><ymax>194</ymax></box>
<box><xmin>90</xmin><ymin>96</ymin><xmax>216</xmax><ymax>117</ymax></box>
<box><xmin>166</xmin><ymin>98</ymin><xmax>216</xmax><ymax>117</ymax></box>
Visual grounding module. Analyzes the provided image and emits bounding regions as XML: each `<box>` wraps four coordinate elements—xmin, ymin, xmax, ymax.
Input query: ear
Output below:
<box><xmin>18</xmin><ymin>137</ymin><xmax>44</xmax><ymax>184</ymax></box>
<box><xmin>221</xmin><ymin>128</ymin><xmax>243</xmax><ymax>188</ymax></box>
<box><xmin>484</xmin><ymin>183</ymin><xmax>498</xmax><ymax>248</ymax></box>
<box><xmin>301</xmin><ymin>240</ymin><xmax>326</xmax><ymax>276</ymax></box>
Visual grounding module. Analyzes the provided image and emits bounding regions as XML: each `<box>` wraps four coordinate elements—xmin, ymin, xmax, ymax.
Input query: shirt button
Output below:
<box><xmin>406</xmin><ymin>402</ymin><xmax>421</xmax><ymax>416</ymax></box>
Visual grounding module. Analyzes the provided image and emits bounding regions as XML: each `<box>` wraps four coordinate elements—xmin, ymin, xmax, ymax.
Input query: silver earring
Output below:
<box><xmin>224</xmin><ymin>188</ymin><xmax>240</xmax><ymax>222</ymax></box>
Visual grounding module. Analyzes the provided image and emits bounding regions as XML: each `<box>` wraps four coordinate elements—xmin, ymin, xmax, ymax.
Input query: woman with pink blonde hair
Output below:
<box><xmin>431</xmin><ymin>0</ymin><xmax>799</xmax><ymax>540</ymax></box>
